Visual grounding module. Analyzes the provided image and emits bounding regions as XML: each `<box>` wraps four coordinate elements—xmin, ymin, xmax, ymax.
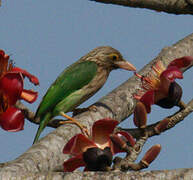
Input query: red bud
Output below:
<box><xmin>141</xmin><ymin>144</ymin><xmax>161</xmax><ymax>167</ymax></box>
<box><xmin>110</xmin><ymin>134</ymin><xmax>128</xmax><ymax>151</ymax></box>
<box><xmin>155</xmin><ymin>118</ymin><xmax>170</xmax><ymax>134</ymax></box>
<box><xmin>133</xmin><ymin>102</ymin><xmax>147</xmax><ymax>128</ymax></box>
<box><xmin>116</xmin><ymin>131</ymin><xmax>136</xmax><ymax>147</ymax></box>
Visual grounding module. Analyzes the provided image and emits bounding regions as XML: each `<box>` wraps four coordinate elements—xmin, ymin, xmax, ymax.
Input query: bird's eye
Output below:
<box><xmin>112</xmin><ymin>55</ymin><xmax>117</xmax><ymax>60</ymax></box>
<box><xmin>109</xmin><ymin>54</ymin><xmax>119</xmax><ymax>61</ymax></box>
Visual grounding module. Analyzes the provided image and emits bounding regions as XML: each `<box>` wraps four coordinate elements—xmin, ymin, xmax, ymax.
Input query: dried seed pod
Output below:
<box><xmin>133</xmin><ymin>102</ymin><xmax>147</xmax><ymax>129</ymax></box>
<box><xmin>83</xmin><ymin>147</ymin><xmax>113</xmax><ymax>171</ymax></box>
<box><xmin>140</xmin><ymin>144</ymin><xmax>161</xmax><ymax>167</ymax></box>
<box><xmin>156</xmin><ymin>82</ymin><xmax>182</xmax><ymax>108</ymax></box>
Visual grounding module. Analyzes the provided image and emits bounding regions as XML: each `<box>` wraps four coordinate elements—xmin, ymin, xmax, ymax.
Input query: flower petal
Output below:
<box><xmin>116</xmin><ymin>131</ymin><xmax>136</xmax><ymax>147</ymax></box>
<box><xmin>92</xmin><ymin>118</ymin><xmax>119</xmax><ymax>149</ymax></box>
<box><xmin>0</xmin><ymin>50</ymin><xmax>5</xmax><ymax>57</ymax></box>
<box><xmin>0</xmin><ymin>72</ymin><xmax>23</xmax><ymax>105</ymax></box>
<box><xmin>0</xmin><ymin>50</ymin><xmax>9</xmax><ymax>61</ymax></box>
<box><xmin>168</xmin><ymin>56</ymin><xmax>193</xmax><ymax>70</ymax></box>
<box><xmin>0</xmin><ymin>107</ymin><xmax>24</xmax><ymax>132</ymax></box>
<box><xmin>20</xmin><ymin>89</ymin><xmax>38</xmax><ymax>103</ymax></box>
<box><xmin>11</xmin><ymin>67</ymin><xmax>39</xmax><ymax>85</ymax></box>
<box><xmin>160</xmin><ymin>66</ymin><xmax>183</xmax><ymax>83</ymax></box>
<box><xmin>63</xmin><ymin>154</ymin><xmax>85</xmax><ymax>172</ymax></box>
<box><xmin>63</xmin><ymin>134</ymin><xmax>96</xmax><ymax>156</ymax></box>
<box><xmin>140</xmin><ymin>90</ymin><xmax>155</xmax><ymax>113</ymax></box>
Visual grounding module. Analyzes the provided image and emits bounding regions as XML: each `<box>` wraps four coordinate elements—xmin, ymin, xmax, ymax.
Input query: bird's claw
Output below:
<box><xmin>59</xmin><ymin>112</ymin><xmax>90</xmax><ymax>137</ymax></box>
<box><xmin>88</xmin><ymin>105</ymin><xmax>98</xmax><ymax>112</ymax></box>
<box><xmin>59</xmin><ymin>120</ymin><xmax>89</xmax><ymax>137</ymax></box>
<box><xmin>81</xmin><ymin>125</ymin><xmax>90</xmax><ymax>137</ymax></box>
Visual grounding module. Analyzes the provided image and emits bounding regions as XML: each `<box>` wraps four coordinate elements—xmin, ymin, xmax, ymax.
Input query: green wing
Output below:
<box><xmin>36</xmin><ymin>61</ymin><xmax>98</xmax><ymax>118</ymax></box>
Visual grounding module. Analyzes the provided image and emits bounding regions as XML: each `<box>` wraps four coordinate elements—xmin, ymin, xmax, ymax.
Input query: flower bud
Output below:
<box><xmin>110</xmin><ymin>134</ymin><xmax>128</xmax><ymax>152</ymax></box>
<box><xmin>133</xmin><ymin>102</ymin><xmax>147</xmax><ymax>129</ymax></box>
<box><xmin>140</xmin><ymin>144</ymin><xmax>161</xmax><ymax>167</ymax></box>
<box><xmin>154</xmin><ymin>118</ymin><xmax>170</xmax><ymax>134</ymax></box>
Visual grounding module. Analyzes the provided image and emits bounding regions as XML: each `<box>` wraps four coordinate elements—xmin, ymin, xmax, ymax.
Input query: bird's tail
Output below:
<box><xmin>33</xmin><ymin>112</ymin><xmax>52</xmax><ymax>144</ymax></box>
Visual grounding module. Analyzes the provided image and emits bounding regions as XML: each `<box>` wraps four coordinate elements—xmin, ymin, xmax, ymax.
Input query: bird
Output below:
<box><xmin>33</xmin><ymin>46</ymin><xmax>136</xmax><ymax>144</ymax></box>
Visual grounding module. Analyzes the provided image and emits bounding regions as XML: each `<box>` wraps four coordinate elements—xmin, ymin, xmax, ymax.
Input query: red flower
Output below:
<box><xmin>135</xmin><ymin>56</ymin><xmax>193</xmax><ymax>113</ymax></box>
<box><xmin>63</xmin><ymin>118</ymin><xmax>135</xmax><ymax>172</ymax></box>
<box><xmin>0</xmin><ymin>50</ymin><xmax>39</xmax><ymax>131</ymax></box>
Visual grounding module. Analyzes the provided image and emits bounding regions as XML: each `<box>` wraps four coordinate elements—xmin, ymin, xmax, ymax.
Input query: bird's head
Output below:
<box><xmin>84</xmin><ymin>46</ymin><xmax>136</xmax><ymax>71</ymax></box>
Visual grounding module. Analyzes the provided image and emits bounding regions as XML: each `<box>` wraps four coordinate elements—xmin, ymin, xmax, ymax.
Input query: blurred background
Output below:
<box><xmin>0</xmin><ymin>0</ymin><xmax>192</xmax><ymax>171</ymax></box>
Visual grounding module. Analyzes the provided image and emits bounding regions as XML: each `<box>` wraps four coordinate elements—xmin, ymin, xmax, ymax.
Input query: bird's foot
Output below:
<box><xmin>72</xmin><ymin>105</ymin><xmax>98</xmax><ymax>116</ymax></box>
<box><xmin>88</xmin><ymin>105</ymin><xmax>98</xmax><ymax>112</ymax></box>
<box><xmin>59</xmin><ymin>112</ymin><xmax>89</xmax><ymax>137</ymax></box>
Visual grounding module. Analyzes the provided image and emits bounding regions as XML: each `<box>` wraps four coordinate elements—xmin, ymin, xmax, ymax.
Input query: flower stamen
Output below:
<box><xmin>0</xmin><ymin>52</ymin><xmax>14</xmax><ymax>79</ymax></box>
<box><xmin>0</xmin><ymin>92</ymin><xmax>9</xmax><ymax>113</ymax></box>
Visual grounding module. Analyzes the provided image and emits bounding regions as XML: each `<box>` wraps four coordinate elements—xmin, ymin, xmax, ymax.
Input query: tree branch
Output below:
<box><xmin>120</xmin><ymin>99</ymin><xmax>193</xmax><ymax>139</ymax></box>
<box><xmin>111</xmin><ymin>98</ymin><xmax>193</xmax><ymax>171</ymax></box>
<box><xmin>90</xmin><ymin>0</ymin><xmax>193</xmax><ymax>15</ymax></box>
<box><xmin>0</xmin><ymin>33</ymin><xmax>193</xmax><ymax>179</ymax></box>
<box><xmin>1</xmin><ymin>168</ymin><xmax>193</xmax><ymax>179</ymax></box>
<box><xmin>15</xmin><ymin>101</ymin><xmax>61</xmax><ymax>128</ymax></box>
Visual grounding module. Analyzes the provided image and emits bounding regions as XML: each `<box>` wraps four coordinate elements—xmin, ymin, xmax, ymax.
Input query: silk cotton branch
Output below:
<box><xmin>0</xmin><ymin>33</ymin><xmax>193</xmax><ymax>179</ymax></box>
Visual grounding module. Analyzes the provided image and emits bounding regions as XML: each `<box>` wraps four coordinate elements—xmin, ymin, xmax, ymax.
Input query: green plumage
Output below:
<box><xmin>33</xmin><ymin>46</ymin><xmax>136</xmax><ymax>144</ymax></box>
<box><xmin>33</xmin><ymin>61</ymin><xmax>98</xmax><ymax>143</ymax></box>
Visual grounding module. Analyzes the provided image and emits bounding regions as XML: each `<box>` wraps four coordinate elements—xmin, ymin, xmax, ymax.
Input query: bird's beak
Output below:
<box><xmin>114</xmin><ymin>60</ymin><xmax>136</xmax><ymax>71</ymax></box>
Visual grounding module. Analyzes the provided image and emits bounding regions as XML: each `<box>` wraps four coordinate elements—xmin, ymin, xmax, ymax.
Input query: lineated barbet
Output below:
<box><xmin>33</xmin><ymin>46</ymin><xmax>136</xmax><ymax>144</ymax></box>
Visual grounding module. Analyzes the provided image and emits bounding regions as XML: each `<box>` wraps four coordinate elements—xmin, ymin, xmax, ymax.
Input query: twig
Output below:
<box><xmin>119</xmin><ymin>98</ymin><xmax>193</xmax><ymax>139</ymax></box>
<box><xmin>112</xmin><ymin>99</ymin><xmax>192</xmax><ymax>171</ymax></box>
<box><xmin>113</xmin><ymin>132</ymin><xmax>148</xmax><ymax>171</ymax></box>
<box><xmin>90</xmin><ymin>0</ymin><xmax>193</xmax><ymax>15</ymax></box>
<box><xmin>15</xmin><ymin>101</ymin><xmax>63</xmax><ymax>128</ymax></box>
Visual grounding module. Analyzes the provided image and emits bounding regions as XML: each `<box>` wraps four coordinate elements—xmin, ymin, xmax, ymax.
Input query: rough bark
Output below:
<box><xmin>1</xmin><ymin>168</ymin><xmax>193</xmax><ymax>180</ymax></box>
<box><xmin>90</xmin><ymin>0</ymin><xmax>193</xmax><ymax>15</ymax></box>
<box><xmin>0</xmin><ymin>33</ymin><xmax>193</xmax><ymax>179</ymax></box>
